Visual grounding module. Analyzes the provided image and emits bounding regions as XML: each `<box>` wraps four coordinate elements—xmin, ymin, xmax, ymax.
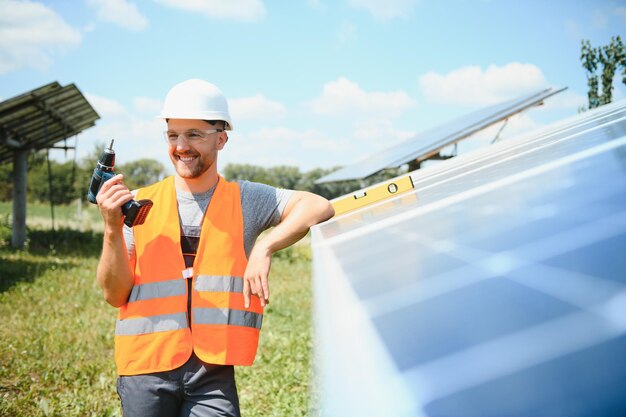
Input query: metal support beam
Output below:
<box><xmin>35</xmin><ymin>98</ymin><xmax>76</xmax><ymax>134</ymax></box>
<box><xmin>0</xmin><ymin>127</ymin><xmax>26</xmax><ymax>148</ymax></box>
<box><xmin>3</xmin><ymin>136</ymin><xmax>23</xmax><ymax>148</ymax></box>
<box><xmin>492</xmin><ymin>118</ymin><xmax>509</xmax><ymax>144</ymax></box>
<box><xmin>11</xmin><ymin>149</ymin><xmax>28</xmax><ymax>249</ymax></box>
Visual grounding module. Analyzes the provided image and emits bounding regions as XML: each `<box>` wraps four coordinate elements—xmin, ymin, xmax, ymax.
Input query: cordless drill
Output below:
<box><xmin>87</xmin><ymin>140</ymin><xmax>153</xmax><ymax>227</ymax></box>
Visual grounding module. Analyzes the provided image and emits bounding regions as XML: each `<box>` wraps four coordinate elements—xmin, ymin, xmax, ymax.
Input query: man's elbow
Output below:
<box><xmin>312</xmin><ymin>195</ymin><xmax>334</xmax><ymax>224</ymax></box>
<box><xmin>286</xmin><ymin>192</ymin><xmax>335</xmax><ymax>225</ymax></box>
<box><xmin>103</xmin><ymin>291</ymin><xmax>127</xmax><ymax>308</ymax></box>
<box><xmin>321</xmin><ymin>199</ymin><xmax>335</xmax><ymax>222</ymax></box>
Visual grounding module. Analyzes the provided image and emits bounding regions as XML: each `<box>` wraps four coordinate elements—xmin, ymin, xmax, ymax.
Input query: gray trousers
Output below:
<box><xmin>116</xmin><ymin>353</ymin><xmax>240</xmax><ymax>417</ymax></box>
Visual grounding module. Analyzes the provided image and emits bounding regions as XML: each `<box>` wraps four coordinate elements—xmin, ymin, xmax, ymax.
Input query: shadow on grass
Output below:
<box><xmin>26</xmin><ymin>228</ymin><xmax>104</xmax><ymax>257</ymax></box>
<box><xmin>0</xmin><ymin>228</ymin><xmax>103</xmax><ymax>293</ymax></box>
<box><xmin>0</xmin><ymin>255</ymin><xmax>80</xmax><ymax>292</ymax></box>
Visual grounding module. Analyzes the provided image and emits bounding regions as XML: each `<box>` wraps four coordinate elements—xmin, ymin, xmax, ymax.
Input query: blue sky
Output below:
<box><xmin>1</xmin><ymin>0</ymin><xmax>625</xmax><ymax>174</ymax></box>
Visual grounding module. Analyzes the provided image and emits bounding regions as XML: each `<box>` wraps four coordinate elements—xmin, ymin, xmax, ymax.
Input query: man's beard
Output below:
<box><xmin>173</xmin><ymin>153</ymin><xmax>212</xmax><ymax>179</ymax></box>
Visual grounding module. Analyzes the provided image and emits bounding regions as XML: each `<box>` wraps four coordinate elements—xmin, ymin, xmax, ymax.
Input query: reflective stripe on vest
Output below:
<box><xmin>195</xmin><ymin>275</ymin><xmax>244</xmax><ymax>293</ymax></box>
<box><xmin>194</xmin><ymin>308</ymin><xmax>263</xmax><ymax>329</ymax></box>
<box><xmin>128</xmin><ymin>279</ymin><xmax>187</xmax><ymax>302</ymax></box>
<box><xmin>114</xmin><ymin>175</ymin><xmax>262</xmax><ymax>376</ymax></box>
<box><xmin>116</xmin><ymin>312</ymin><xmax>188</xmax><ymax>336</ymax></box>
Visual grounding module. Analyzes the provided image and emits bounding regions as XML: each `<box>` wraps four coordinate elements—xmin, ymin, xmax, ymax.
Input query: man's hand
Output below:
<box><xmin>243</xmin><ymin>243</ymin><xmax>271</xmax><ymax>308</ymax></box>
<box><xmin>95</xmin><ymin>174</ymin><xmax>135</xmax><ymax>307</ymax></box>
<box><xmin>96</xmin><ymin>174</ymin><xmax>134</xmax><ymax>230</ymax></box>
<box><xmin>241</xmin><ymin>191</ymin><xmax>334</xmax><ymax>309</ymax></box>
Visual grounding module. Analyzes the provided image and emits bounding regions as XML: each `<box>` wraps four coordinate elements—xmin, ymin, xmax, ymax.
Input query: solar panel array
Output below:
<box><xmin>0</xmin><ymin>81</ymin><xmax>99</xmax><ymax>163</ymax></box>
<box><xmin>311</xmin><ymin>99</ymin><xmax>626</xmax><ymax>417</ymax></box>
<box><xmin>315</xmin><ymin>87</ymin><xmax>566</xmax><ymax>184</ymax></box>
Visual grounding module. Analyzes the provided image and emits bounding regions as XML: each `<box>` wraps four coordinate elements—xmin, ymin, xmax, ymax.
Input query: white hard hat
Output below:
<box><xmin>158</xmin><ymin>79</ymin><xmax>233</xmax><ymax>130</ymax></box>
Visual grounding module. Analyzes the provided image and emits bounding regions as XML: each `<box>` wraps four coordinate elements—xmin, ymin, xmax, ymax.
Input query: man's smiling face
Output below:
<box><xmin>166</xmin><ymin>119</ymin><xmax>227</xmax><ymax>179</ymax></box>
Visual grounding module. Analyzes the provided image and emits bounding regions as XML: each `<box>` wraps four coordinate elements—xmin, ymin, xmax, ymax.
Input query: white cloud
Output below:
<box><xmin>591</xmin><ymin>10</ymin><xmax>608</xmax><ymax>29</ymax></box>
<box><xmin>87</xmin><ymin>0</ymin><xmax>148</xmax><ymax>31</ymax></box>
<box><xmin>456</xmin><ymin>112</ymin><xmax>542</xmax><ymax>155</ymax></box>
<box><xmin>420</xmin><ymin>62</ymin><xmax>548</xmax><ymax>106</ymax></box>
<box><xmin>86</xmin><ymin>93</ymin><xmax>128</xmax><ymax>118</ymax></box>
<box><xmin>256</xmin><ymin>127</ymin><xmax>348</xmax><ymax>152</ymax></box>
<box><xmin>353</xmin><ymin>119</ymin><xmax>415</xmax><ymax>147</ymax></box>
<box><xmin>563</xmin><ymin>19</ymin><xmax>581</xmax><ymax>41</ymax></box>
<box><xmin>615</xmin><ymin>7</ymin><xmax>626</xmax><ymax>26</ymax></box>
<box><xmin>79</xmin><ymin>93</ymin><xmax>169</xmax><ymax>169</ymax></box>
<box><xmin>538</xmin><ymin>89</ymin><xmax>586</xmax><ymax>112</ymax></box>
<box><xmin>230</xmin><ymin>94</ymin><xmax>286</xmax><ymax>122</ymax></box>
<box><xmin>83</xmin><ymin>22</ymin><xmax>97</xmax><ymax>33</ymax></box>
<box><xmin>133</xmin><ymin>96</ymin><xmax>163</xmax><ymax>115</ymax></box>
<box><xmin>338</xmin><ymin>21</ymin><xmax>357</xmax><ymax>45</ymax></box>
<box><xmin>311</xmin><ymin>77</ymin><xmax>417</xmax><ymax>118</ymax></box>
<box><xmin>221</xmin><ymin>119</ymin><xmax>417</xmax><ymax>171</ymax></box>
<box><xmin>86</xmin><ymin>123</ymin><xmax>169</xmax><ymax>171</ymax></box>
<box><xmin>491</xmin><ymin>113</ymin><xmax>541</xmax><ymax>142</ymax></box>
<box><xmin>611</xmin><ymin>77</ymin><xmax>626</xmax><ymax>102</ymax></box>
<box><xmin>591</xmin><ymin>6</ymin><xmax>626</xmax><ymax>29</ymax></box>
<box><xmin>347</xmin><ymin>0</ymin><xmax>417</xmax><ymax>21</ymax></box>
<box><xmin>220</xmin><ymin>127</ymin><xmax>358</xmax><ymax>170</ymax></box>
<box><xmin>155</xmin><ymin>0</ymin><xmax>266</xmax><ymax>22</ymax></box>
<box><xmin>0</xmin><ymin>0</ymin><xmax>81</xmax><ymax>74</ymax></box>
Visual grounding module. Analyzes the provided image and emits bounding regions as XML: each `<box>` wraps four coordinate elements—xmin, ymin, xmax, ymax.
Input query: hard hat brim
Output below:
<box><xmin>157</xmin><ymin>112</ymin><xmax>233</xmax><ymax>131</ymax></box>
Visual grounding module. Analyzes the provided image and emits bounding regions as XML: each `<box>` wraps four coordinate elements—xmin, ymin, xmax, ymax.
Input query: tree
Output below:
<box><xmin>223</xmin><ymin>162</ymin><xmax>404</xmax><ymax>200</ymax></box>
<box><xmin>223</xmin><ymin>163</ymin><xmax>272</xmax><ymax>185</ymax></box>
<box><xmin>266</xmin><ymin>166</ymin><xmax>302</xmax><ymax>189</ymax></box>
<box><xmin>294</xmin><ymin>167</ymin><xmax>349</xmax><ymax>199</ymax></box>
<box><xmin>118</xmin><ymin>158</ymin><xmax>167</xmax><ymax>191</ymax></box>
<box><xmin>0</xmin><ymin>162</ymin><xmax>12</xmax><ymax>201</ymax></box>
<box><xmin>0</xmin><ymin>142</ymin><xmax>168</xmax><ymax>204</ymax></box>
<box><xmin>27</xmin><ymin>156</ymin><xmax>80</xmax><ymax>205</ymax></box>
<box><xmin>581</xmin><ymin>36</ymin><xmax>626</xmax><ymax>109</ymax></box>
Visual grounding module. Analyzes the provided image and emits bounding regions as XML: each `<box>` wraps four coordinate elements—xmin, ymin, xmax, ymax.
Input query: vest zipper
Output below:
<box><xmin>187</xmin><ymin>278</ymin><xmax>192</xmax><ymax>332</ymax></box>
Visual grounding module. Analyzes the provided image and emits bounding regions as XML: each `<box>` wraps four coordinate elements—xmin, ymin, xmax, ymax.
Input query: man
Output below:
<box><xmin>95</xmin><ymin>79</ymin><xmax>334</xmax><ymax>416</ymax></box>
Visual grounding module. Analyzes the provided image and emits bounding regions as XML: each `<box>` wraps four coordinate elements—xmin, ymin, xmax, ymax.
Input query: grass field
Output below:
<box><xmin>0</xmin><ymin>203</ymin><xmax>316</xmax><ymax>416</ymax></box>
<box><xmin>0</xmin><ymin>200</ymin><xmax>103</xmax><ymax>232</ymax></box>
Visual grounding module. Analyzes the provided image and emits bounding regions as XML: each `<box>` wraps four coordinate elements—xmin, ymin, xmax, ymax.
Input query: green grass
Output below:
<box><xmin>0</xmin><ymin>210</ymin><xmax>315</xmax><ymax>417</ymax></box>
<box><xmin>238</xmin><ymin>245</ymin><xmax>316</xmax><ymax>417</ymax></box>
<box><xmin>0</xmin><ymin>200</ymin><xmax>103</xmax><ymax>232</ymax></box>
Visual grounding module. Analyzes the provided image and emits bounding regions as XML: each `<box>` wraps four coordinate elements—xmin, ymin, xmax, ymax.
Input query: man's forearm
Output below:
<box><xmin>242</xmin><ymin>192</ymin><xmax>333</xmax><ymax>307</ymax></box>
<box><xmin>96</xmin><ymin>228</ymin><xmax>134</xmax><ymax>307</ymax></box>
<box><xmin>260</xmin><ymin>192</ymin><xmax>334</xmax><ymax>254</ymax></box>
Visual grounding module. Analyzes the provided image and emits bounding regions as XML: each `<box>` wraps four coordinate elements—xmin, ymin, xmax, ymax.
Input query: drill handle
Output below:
<box><xmin>87</xmin><ymin>169</ymin><xmax>115</xmax><ymax>204</ymax></box>
<box><xmin>88</xmin><ymin>169</ymin><xmax>153</xmax><ymax>227</ymax></box>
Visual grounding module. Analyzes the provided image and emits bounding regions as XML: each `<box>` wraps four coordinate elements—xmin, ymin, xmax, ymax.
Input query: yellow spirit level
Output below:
<box><xmin>331</xmin><ymin>175</ymin><xmax>415</xmax><ymax>216</ymax></box>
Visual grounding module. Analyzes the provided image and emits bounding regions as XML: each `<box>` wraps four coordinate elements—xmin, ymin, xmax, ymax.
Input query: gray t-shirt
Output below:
<box><xmin>123</xmin><ymin>179</ymin><xmax>294</xmax><ymax>265</ymax></box>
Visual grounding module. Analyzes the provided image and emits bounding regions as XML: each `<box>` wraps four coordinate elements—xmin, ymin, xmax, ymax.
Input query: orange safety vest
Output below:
<box><xmin>114</xmin><ymin>176</ymin><xmax>263</xmax><ymax>375</ymax></box>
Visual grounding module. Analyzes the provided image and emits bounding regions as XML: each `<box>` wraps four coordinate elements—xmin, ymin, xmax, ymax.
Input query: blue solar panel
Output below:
<box><xmin>311</xmin><ymin>99</ymin><xmax>626</xmax><ymax>417</ymax></box>
<box><xmin>316</xmin><ymin>87</ymin><xmax>566</xmax><ymax>183</ymax></box>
